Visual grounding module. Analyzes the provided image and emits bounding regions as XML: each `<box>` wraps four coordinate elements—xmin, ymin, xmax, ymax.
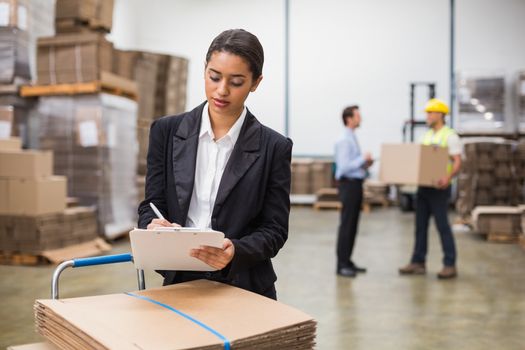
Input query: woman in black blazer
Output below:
<box><xmin>138</xmin><ymin>29</ymin><xmax>292</xmax><ymax>299</ymax></box>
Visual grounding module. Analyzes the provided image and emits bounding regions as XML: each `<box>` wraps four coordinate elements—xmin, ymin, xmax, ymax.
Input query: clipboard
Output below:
<box><xmin>129</xmin><ymin>228</ymin><xmax>225</xmax><ymax>271</ymax></box>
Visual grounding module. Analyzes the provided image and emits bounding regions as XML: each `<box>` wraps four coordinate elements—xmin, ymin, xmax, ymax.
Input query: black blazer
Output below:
<box><xmin>138</xmin><ymin>102</ymin><xmax>293</xmax><ymax>298</ymax></box>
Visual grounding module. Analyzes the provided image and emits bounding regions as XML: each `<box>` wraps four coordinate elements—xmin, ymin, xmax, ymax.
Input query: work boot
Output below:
<box><xmin>398</xmin><ymin>263</ymin><xmax>426</xmax><ymax>275</ymax></box>
<box><xmin>437</xmin><ymin>266</ymin><xmax>457</xmax><ymax>279</ymax></box>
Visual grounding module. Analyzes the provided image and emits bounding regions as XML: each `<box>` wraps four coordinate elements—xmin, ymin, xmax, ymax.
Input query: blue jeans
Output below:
<box><xmin>411</xmin><ymin>186</ymin><xmax>457</xmax><ymax>267</ymax></box>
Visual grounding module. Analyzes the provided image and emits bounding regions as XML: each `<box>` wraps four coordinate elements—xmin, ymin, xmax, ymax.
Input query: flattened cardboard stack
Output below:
<box><xmin>112</xmin><ymin>49</ymin><xmax>188</xmax><ymax>176</ymax></box>
<box><xmin>364</xmin><ymin>180</ymin><xmax>389</xmax><ymax>206</ymax></box>
<box><xmin>37</xmin><ymin>93</ymin><xmax>138</xmax><ymax>239</ymax></box>
<box><xmin>472</xmin><ymin>206</ymin><xmax>523</xmax><ymax>243</ymax></box>
<box><xmin>0</xmin><ymin>207</ymin><xmax>98</xmax><ymax>255</ymax></box>
<box><xmin>291</xmin><ymin>158</ymin><xmax>313</xmax><ymax>194</ymax></box>
<box><xmin>35</xmin><ymin>279</ymin><xmax>316</xmax><ymax>349</ymax></box>
<box><xmin>36</xmin><ymin>32</ymin><xmax>113</xmax><ymax>85</ymax></box>
<box><xmin>291</xmin><ymin>159</ymin><xmax>334</xmax><ymax>195</ymax></box>
<box><xmin>55</xmin><ymin>0</ymin><xmax>113</xmax><ymax>33</ymax></box>
<box><xmin>310</xmin><ymin>159</ymin><xmax>334</xmax><ymax>193</ymax></box>
<box><xmin>456</xmin><ymin>141</ymin><xmax>522</xmax><ymax>221</ymax></box>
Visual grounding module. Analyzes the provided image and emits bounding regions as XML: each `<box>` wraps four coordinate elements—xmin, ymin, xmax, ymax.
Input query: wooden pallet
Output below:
<box><xmin>0</xmin><ymin>252</ymin><xmax>45</xmax><ymax>265</ymax></box>
<box><xmin>20</xmin><ymin>72</ymin><xmax>138</xmax><ymax>100</ymax></box>
<box><xmin>362</xmin><ymin>199</ymin><xmax>390</xmax><ymax>213</ymax></box>
<box><xmin>313</xmin><ymin>200</ymin><xmax>342</xmax><ymax>210</ymax></box>
<box><xmin>487</xmin><ymin>232</ymin><xmax>520</xmax><ymax>243</ymax></box>
<box><xmin>0</xmin><ymin>238</ymin><xmax>111</xmax><ymax>266</ymax></box>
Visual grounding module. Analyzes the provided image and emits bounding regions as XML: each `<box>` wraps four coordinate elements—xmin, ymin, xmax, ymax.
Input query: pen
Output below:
<box><xmin>149</xmin><ymin>202</ymin><xmax>166</xmax><ymax>221</ymax></box>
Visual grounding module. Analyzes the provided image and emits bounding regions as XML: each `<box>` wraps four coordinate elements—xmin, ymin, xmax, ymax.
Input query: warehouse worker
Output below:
<box><xmin>399</xmin><ymin>98</ymin><xmax>462</xmax><ymax>279</ymax></box>
<box><xmin>138</xmin><ymin>29</ymin><xmax>292</xmax><ymax>299</ymax></box>
<box><xmin>334</xmin><ymin>105</ymin><xmax>373</xmax><ymax>277</ymax></box>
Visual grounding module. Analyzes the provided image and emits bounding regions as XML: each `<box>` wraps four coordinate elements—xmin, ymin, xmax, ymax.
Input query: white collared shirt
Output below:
<box><xmin>186</xmin><ymin>103</ymin><xmax>247</xmax><ymax>229</ymax></box>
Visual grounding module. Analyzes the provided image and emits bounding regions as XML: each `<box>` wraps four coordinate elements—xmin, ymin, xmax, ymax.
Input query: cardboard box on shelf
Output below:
<box><xmin>37</xmin><ymin>32</ymin><xmax>113</xmax><ymax>85</ymax></box>
<box><xmin>379</xmin><ymin>143</ymin><xmax>449</xmax><ymax>187</ymax></box>
<box><xmin>55</xmin><ymin>0</ymin><xmax>113</xmax><ymax>32</ymax></box>
<box><xmin>0</xmin><ymin>0</ymin><xmax>28</xmax><ymax>30</ymax></box>
<box><xmin>0</xmin><ymin>149</ymin><xmax>52</xmax><ymax>178</ymax></box>
<box><xmin>0</xmin><ymin>176</ymin><xmax>66</xmax><ymax>215</ymax></box>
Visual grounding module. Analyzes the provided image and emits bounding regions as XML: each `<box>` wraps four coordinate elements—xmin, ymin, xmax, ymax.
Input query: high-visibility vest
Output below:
<box><xmin>422</xmin><ymin>125</ymin><xmax>456</xmax><ymax>174</ymax></box>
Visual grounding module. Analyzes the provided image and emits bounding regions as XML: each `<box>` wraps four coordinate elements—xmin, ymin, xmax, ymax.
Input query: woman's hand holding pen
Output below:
<box><xmin>190</xmin><ymin>239</ymin><xmax>235</xmax><ymax>270</ymax></box>
<box><xmin>147</xmin><ymin>218</ymin><xmax>181</xmax><ymax>230</ymax></box>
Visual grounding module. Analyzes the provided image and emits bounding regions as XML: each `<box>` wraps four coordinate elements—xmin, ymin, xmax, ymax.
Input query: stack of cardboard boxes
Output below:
<box><xmin>0</xmin><ymin>0</ymin><xmax>54</xmax><ymax>148</ymax></box>
<box><xmin>472</xmin><ymin>206</ymin><xmax>523</xmax><ymax>243</ymax></box>
<box><xmin>111</xmin><ymin>49</ymin><xmax>188</xmax><ymax>202</ymax></box>
<box><xmin>32</xmin><ymin>0</ymin><xmax>139</xmax><ymax>240</ymax></box>
<box><xmin>0</xmin><ymin>137</ymin><xmax>100</xmax><ymax>260</ymax></box>
<box><xmin>291</xmin><ymin>158</ymin><xmax>333</xmax><ymax>195</ymax></box>
<box><xmin>456</xmin><ymin>141</ymin><xmax>521</xmax><ymax>220</ymax></box>
<box><xmin>36</xmin><ymin>0</ymin><xmax>115</xmax><ymax>85</ymax></box>
<box><xmin>363</xmin><ymin>180</ymin><xmax>389</xmax><ymax>207</ymax></box>
<box><xmin>37</xmin><ymin>94</ymin><xmax>138</xmax><ymax>240</ymax></box>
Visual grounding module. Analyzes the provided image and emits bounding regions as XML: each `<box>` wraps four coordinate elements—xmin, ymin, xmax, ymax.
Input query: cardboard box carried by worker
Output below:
<box><xmin>379</xmin><ymin>143</ymin><xmax>449</xmax><ymax>187</ymax></box>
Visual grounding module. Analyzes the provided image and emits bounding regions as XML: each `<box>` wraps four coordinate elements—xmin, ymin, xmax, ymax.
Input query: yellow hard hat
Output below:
<box><xmin>424</xmin><ymin>98</ymin><xmax>449</xmax><ymax>115</ymax></box>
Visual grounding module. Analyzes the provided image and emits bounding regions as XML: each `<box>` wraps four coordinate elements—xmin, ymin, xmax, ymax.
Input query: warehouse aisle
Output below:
<box><xmin>1</xmin><ymin>207</ymin><xmax>524</xmax><ymax>349</ymax></box>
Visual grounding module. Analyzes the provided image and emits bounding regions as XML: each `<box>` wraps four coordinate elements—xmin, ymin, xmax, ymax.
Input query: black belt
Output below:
<box><xmin>339</xmin><ymin>176</ymin><xmax>364</xmax><ymax>183</ymax></box>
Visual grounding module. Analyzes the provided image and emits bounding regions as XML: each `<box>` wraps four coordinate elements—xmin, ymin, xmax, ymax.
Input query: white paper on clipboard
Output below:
<box><xmin>129</xmin><ymin>228</ymin><xmax>225</xmax><ymax>271</ymax></box>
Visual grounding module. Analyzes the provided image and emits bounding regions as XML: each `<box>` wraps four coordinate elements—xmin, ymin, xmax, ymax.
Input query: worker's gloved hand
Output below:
<box><xmin>190</xmin><ymin>238</ymin><xmax>235</xmax><ymax>270</ymax></box>
<box><xmin>436</xmin><ymin>176</ymin><xmax>451</xmax><ymax>189</ymax></box>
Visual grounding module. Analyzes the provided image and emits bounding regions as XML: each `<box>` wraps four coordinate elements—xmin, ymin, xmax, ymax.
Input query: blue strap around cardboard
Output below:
<box><xmin>125</xmin><ymin>292</ymin><xmax>231</xmax><ymax>350</ymax></box>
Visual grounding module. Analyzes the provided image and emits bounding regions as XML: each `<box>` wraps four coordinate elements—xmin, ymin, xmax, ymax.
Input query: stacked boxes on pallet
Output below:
<box><xmin>36</xmin><ymin>32</ymin><xmax>113</xmax><ymax>85</ymax></box>
<box><xmin>0</xmin><ymin>136</ymin><xmax>101</xmax><ymax>255</ymax></box>
<box><xmin>112</xmin><ymin>49</ymin><xmax>189</xmax><ymax>204</ymax></box>
<box><xmin>364</xmin><ymin>180</ymin><xmax>389</xmax><ymax>206</ymax></box>
<box><xmin>291</xmin><ymin>158</ymin><xmax>334</xmax><ymax>195</ymax></box>
<box><xmin>472</xmin><ymin>206</ymin><xmax>522</xmax><ymax>243</ymax></box>
<box><xmin>0</xmin><ymin>0</ymin><xmax>54</xmax><ymax>148</ymax></box>
<box><xmin>31</xmin><ymin>0</ymin><xmax>139</xmax><ymax>240</ymax></box>
<box><xmin>37</xmin><ymin>94</ymin><xmax>137</xmax><ymax>239</ymax></box>
<box><xmin>456</xmin><ymin>141</ymin><xmax>522</xmax><ymax>220</ymax></box>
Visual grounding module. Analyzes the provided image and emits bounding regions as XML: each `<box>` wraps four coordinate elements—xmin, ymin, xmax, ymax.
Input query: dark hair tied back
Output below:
<box><xmin>206</xmin><ymin>29</ymin><xmax>264</xmax><ymax>80</ymax></box>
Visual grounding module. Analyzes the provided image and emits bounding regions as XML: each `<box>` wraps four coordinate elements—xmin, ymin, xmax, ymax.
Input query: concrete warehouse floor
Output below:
<box><xmin>1</xmin><ymin>207</ymin><xmax>524</xmax><ymax>349</ymax></box>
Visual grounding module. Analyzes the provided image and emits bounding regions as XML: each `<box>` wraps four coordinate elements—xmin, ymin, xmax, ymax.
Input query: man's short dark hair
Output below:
<box><xmin>342</xmin><ymin>105</ymin><xmax>359</xmax><ymax>126</ymax></box>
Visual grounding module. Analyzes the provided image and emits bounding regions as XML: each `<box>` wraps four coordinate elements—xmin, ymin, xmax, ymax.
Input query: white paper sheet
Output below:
<box><xmin>78</xmin><ymin>120</ymin><xmax>99</xmax><ymax>147</ymax></box>
<box><xmin>129</xmin><ymin>228</ymin><xmax>225</xmax><ymax>271</ymax></box>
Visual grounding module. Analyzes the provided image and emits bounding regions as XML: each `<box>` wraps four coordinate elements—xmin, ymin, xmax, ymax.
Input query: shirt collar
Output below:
<box><xmin>199</xmin><ymin>102</ymin><xmax>247</xmax><ymax>145</ymax></box>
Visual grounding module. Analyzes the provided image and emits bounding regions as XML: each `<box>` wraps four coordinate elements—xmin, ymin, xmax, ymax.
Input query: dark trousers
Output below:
<box><xmin>411</xmin><ymin>186</ymin><xmax>457</xmax><ymax>267</ymax></box>
<box><xmin>336</xmin><ymin>178</ymin><xmax>363</xmax><ymax>269</ymax></box>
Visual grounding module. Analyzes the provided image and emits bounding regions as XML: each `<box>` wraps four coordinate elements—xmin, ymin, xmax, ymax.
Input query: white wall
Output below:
<box><xmin>111</xmin><ymin>0</ymin><xmax>525</xmax><ymax>171</ymax></box>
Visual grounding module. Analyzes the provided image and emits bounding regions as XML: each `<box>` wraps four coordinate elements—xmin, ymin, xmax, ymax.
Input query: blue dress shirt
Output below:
<box><xmin>334</xmin><ymin>128</ymin><xmax>366</xmax><ymax>180</ymax></box>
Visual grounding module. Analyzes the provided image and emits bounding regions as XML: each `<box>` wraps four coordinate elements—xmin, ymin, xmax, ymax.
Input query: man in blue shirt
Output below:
<box><xmin>335</xmin><ymin>105</ymin><xmax>373</xmax><ymax>277</ymax></box>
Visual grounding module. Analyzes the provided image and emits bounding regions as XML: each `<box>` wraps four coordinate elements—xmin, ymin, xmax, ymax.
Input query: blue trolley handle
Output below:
<box><xmin>51</xmin><ymin>253</ymin><xmax>145</xmax><ymax>299</ymax></box>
